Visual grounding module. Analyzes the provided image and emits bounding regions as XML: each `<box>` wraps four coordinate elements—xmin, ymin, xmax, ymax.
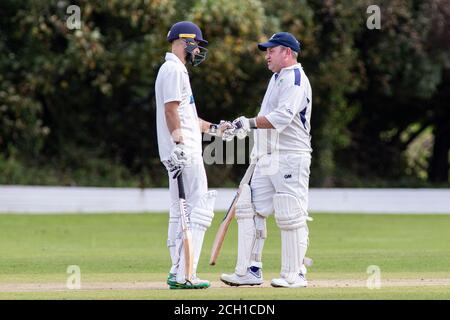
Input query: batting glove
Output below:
<box><xmin>165</xmin><ymin>143</ymin><xmax>189</xmax><ymax>179</ymax></box>
<box><xmin>222</xmin><ymin>126</ymin><xmax>237</xmax><ymax>141</ymax></box>
<box><xmin>232</xmin><ymin>116</ymin><xmax>257</xmax><ymax>139</ymax></box>
<box><xmin>208</xmin><ymin>120</ymin><xmax>234</xmax><ymax>140</ymax></box>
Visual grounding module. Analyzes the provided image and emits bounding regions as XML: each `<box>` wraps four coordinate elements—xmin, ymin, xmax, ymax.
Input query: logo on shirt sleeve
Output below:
<box><xmin>189</xmin><ymin>95</ymin><xmax>195</xmax><ymax>104</ymax></box>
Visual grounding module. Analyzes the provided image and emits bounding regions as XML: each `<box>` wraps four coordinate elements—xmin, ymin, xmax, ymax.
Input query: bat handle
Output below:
<box><xmin>239</xmin><ymin>163</ymin><xmax>256</xmax><ymax>187</ymax></box>
<box><xmin>177</xmin><ymin>173</ymin><xmax>186</xmax><ymax>200</ymax></box>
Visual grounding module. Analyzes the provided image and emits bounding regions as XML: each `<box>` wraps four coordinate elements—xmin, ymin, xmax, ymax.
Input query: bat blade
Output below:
<box><xmin>209</xmin><ymin>193</ymin><xmax>239</xmax><ymax>265</ymax></box>
<box><xmin>177</xmin><ymin>175</ymin><xmax>194</xmax><ymax>282</ymax></box>
<box><xmin>179</xmin><ymin>198</ymin><xmax>194</xmax><ymax>281</ymax></box>
<box><xmin>183</xmin><ymin>231</ymin><xmax>194</xmax><ymax>280</ymax></box>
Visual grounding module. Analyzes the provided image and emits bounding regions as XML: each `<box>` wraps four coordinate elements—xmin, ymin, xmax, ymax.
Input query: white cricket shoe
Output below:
<box><xmin>271</xmin><ymin>273</ymin><xmax>308</xmax><ymax>288</ymax></box>
<box><xmin>220</xmin><ymin>267</ymin><xmax>264</xmax><ymax>286</ymax></box>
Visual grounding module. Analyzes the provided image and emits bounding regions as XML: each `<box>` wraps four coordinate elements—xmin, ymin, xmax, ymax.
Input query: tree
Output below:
<box><xmin>344</xmin><ymin>0</ymin><xmax>450</xmax><ymax>185</ymax></box>
<box><xmin>1</xmin><ymin>0</ymin><xmax>448</xmax><ymax>187</ymax></box>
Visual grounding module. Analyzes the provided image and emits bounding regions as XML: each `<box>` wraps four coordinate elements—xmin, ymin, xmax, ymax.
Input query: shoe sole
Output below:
<box><xmin>220</xmin><ymin>278</ymin><xmax>263</xmax><ymax>287</ymax></box>
<box><xmin>169</xmin><ymin>285</ymin><xmax>210</xmax><ymax>289</ymax></box>
<box><xmin>169</xmin><ymin>282</ymin><xmax>210</xmax><ymax>290</ymax></box>
<box><xmin>270</xmin><ymin>282</ymin><xmax>307</xmax><ymax>288</ymax></box>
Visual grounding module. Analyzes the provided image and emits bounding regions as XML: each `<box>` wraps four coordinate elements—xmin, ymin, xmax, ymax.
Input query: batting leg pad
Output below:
<box><xmin>180</xmin><ymin>191</ymin><xmax>216</xmax><ymax>281</ymax></box>
<box><xmin>274</xmin><ymin>193</ymin><xmax>309</xmax><ymax>284</ymax></box>
<box><xmin>176</xmin><ymin>191</ymin><xmax>216</xmax><ymax>283</ymax></box>
<box><xmin>250</xmin><ymin>214</ymin><xmax>267</xmax><ymax>269</ymax></box>
<box><xmin>234</xmin><ymin>184</ymin><xmax>257</xmax><ymax>275</ymax></box>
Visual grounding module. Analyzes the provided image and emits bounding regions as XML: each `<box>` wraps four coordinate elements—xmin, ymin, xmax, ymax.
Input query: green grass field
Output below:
<box><xmin>0</xmin><ymin>212</ymin><xmax>450</xmax><ymax>299</ymax></box>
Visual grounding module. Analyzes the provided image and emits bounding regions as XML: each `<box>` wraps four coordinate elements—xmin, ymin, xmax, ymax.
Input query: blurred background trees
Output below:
<box><xmin>0</xmin><ymin>0</ymin><xmax>449</xmax><ymax>187</ymax></box>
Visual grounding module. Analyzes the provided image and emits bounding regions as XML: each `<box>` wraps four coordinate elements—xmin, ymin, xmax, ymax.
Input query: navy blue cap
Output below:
<box><xmin>258</xmin><ymin>32</ymin><xmax>300</xmax><ymax>52</ymax></box>
<box><xmin>167</xmin><ymin>21</ymin><xmax>208</xmax><ymax>45</ymax></box>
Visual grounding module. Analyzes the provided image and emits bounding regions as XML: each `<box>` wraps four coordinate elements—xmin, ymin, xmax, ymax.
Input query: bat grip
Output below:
<box><xmin>177</xmin><ymin>173</ymin><xmax>186</xmax><ymax>200</ymax></box>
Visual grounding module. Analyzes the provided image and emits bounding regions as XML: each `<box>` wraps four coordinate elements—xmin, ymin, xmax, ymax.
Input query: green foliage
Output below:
<box><xmin>343</xmin><ymin>0</ymin><xmax>450</xmax><ymax>184</ymax></box>
<box><xmin>0</xmin><ymin>0</ymin><xmax>449</xmax><ymax>187</ymax></box>
<box><xmin>0</xmin><ymin>152</ymin><xmax>145</xmax><ymax>187</ymax></box>
<box><xmin>1</xmin><ymin>0</ymin><xmax>175</xmax><ymax>186</ymax></box>
<box><xmin>188</xmin><ymin>0</ymin><xmax>269</xmax><ymax>118</ymax></box>
<box><xmin>0</xmin><ymin>83</ymin><xmax>47</xmax><ymax>158</ymax></box>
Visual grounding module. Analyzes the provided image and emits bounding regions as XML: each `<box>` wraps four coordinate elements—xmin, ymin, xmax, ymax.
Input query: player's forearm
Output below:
<box><xmin>165</xmin><ymin>102</ymin><xmax>183</xmax><ymax>143</ymax></box>
<box><xmin>255</xmin><ymin>116</ymin><xmax>275</xmax><ymax>129</ymax></box>
<box><xmin>232</xmin><ymin>115</ymin><xmax>274</xmax><ymax>136</ymax></box>
<box><xmin>199</xmin><ymin>118</ymin><xmax>212</xmax><ymax>133</ymax></box>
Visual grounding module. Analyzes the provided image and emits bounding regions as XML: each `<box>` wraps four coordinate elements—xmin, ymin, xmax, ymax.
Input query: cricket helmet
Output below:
<box><xmin>167</xmin><ymin>21</ymin><xmax>208</xmax><ymax>45</ymax></box>
<box><xmin>167</xmin><ymin>21</ymin><xmax>208</xmax><ymax>66</ymax></box>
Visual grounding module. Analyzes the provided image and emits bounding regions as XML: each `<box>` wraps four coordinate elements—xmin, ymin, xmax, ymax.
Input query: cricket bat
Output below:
<box><xmin>177</xmin><ymin>173</ymin><xmax>194</xmax><ymax>281</ymax></box>
<box><xmin>209</xmin><ymin>163</ymin><xmax>256</xmax><ymax>265</ymax></box>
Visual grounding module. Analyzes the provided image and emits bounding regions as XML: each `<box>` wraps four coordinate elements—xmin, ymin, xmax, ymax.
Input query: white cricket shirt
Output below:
<box><xmin>252</xmin><ymin>63</ymin><xmax>312</xmax><ymax>159</ymax></box>
<box><xmin>155</xmin><ymin>53</ymin><xmax>202</xmax><ymax>162</ymax></box>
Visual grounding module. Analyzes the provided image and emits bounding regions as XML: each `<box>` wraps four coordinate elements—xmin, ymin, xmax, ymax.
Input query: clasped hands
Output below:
<box><xmin>166</xmin><ymin>116</ymin><xmax>254</xmax><ymax>179</ymax></box>
<box><xmin>210</xmin><ymin>116</ymin><xmax>254</xmax><ymax>142</ymax></box>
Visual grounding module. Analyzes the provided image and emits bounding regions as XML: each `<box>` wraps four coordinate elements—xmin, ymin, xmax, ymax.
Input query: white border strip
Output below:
<box><xmin>0</xmin><ymin>186</ymin><xmax>449</xmax><ymax>214</ymax></box>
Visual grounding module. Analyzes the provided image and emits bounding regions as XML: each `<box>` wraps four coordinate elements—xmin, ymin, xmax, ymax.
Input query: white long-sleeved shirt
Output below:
<box><xmin>252</xmin><ymin>63</ymin><xmax>312</xmax><ymax>159</ymax></box>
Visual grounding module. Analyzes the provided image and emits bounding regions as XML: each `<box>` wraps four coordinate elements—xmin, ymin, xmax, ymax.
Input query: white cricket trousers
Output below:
<box><xmin>166</xmin><ymin>154</ymin><xmax>207</xmax><ymax>274</ymax></box>
<box><xmin>251</xmin><ymin>152</ymin><xmax>311</xmax><ymax>217</ymax></box>
<box><xmin>167</xmin><ymin>155</ymin><xmax>208</xmax><ymax>215</ymax></box>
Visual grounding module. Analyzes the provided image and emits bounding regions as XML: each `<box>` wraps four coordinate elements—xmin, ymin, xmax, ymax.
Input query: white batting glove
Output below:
<box><xmin>208</xmin><ymin>120</ymin><xmax>234</xmax><ymax>140</ymax></box>
<box><xmin>232</xmin><ymin>116</ymin><xmax>257</xmax><ymax>139</ymax></box>
<box><xmin>218</xmin><ymin>120</ymin><xmax>234</xmax><ymax>135</ymax></box>
<box><xmin>222</xmin><ymin>127</ymin><xmax>237</xmax><ymax>141</ymax></box>
<box><xmin>165</xmin><ymin>143</ymin><xmax>189</xmax><ymax>179</ymax></box>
